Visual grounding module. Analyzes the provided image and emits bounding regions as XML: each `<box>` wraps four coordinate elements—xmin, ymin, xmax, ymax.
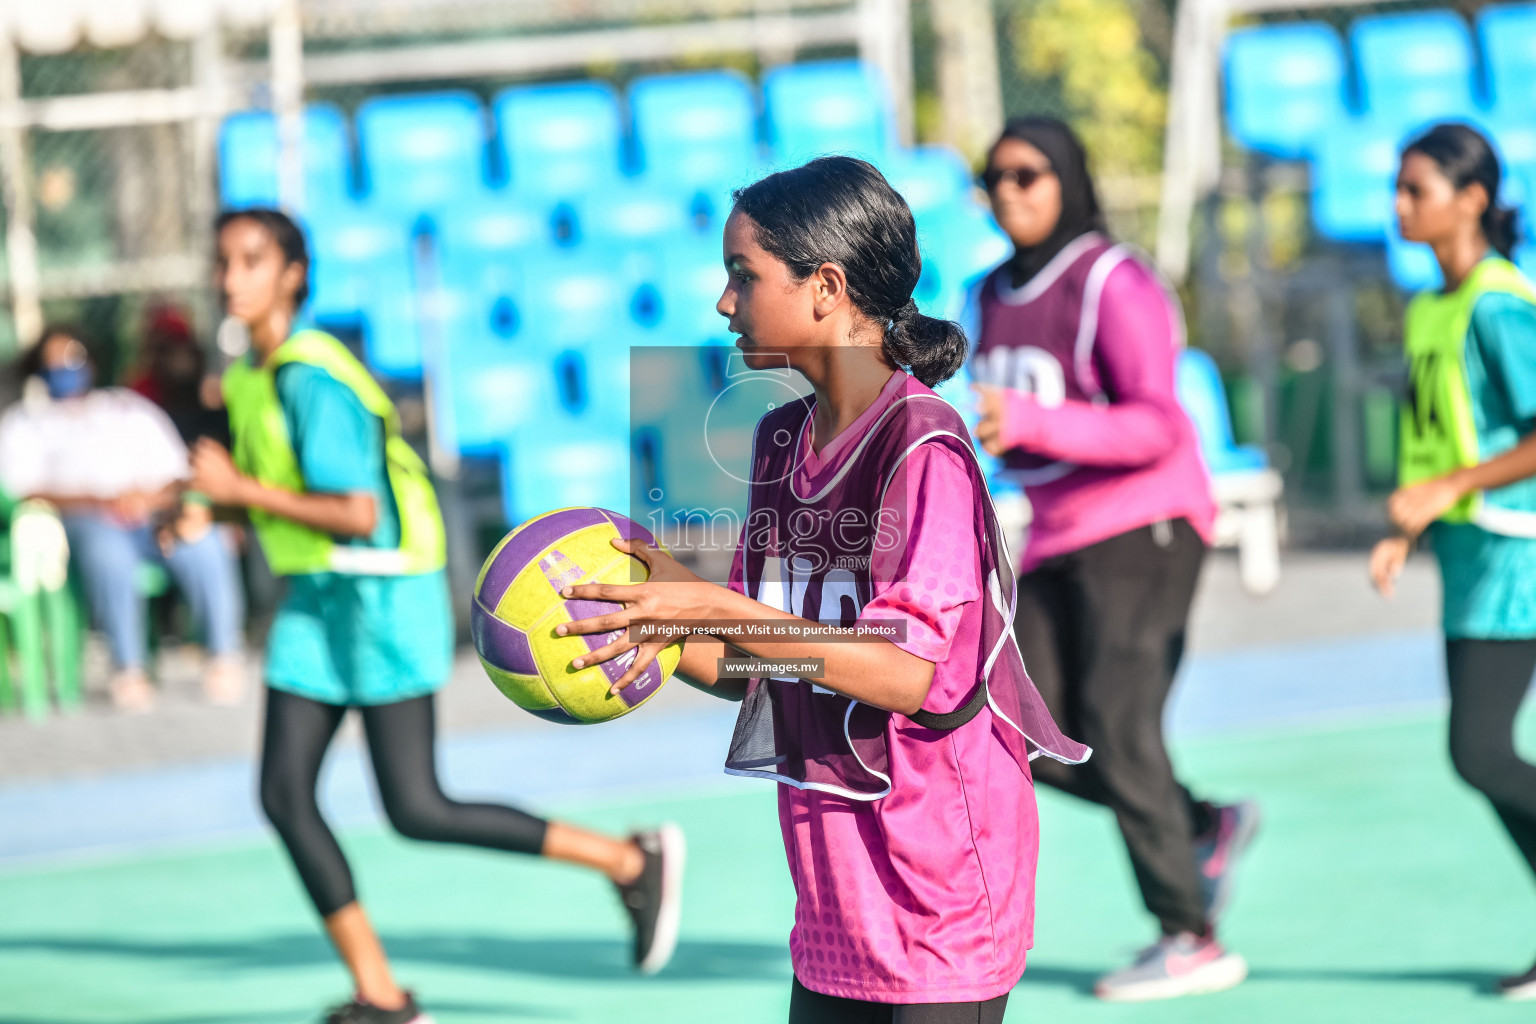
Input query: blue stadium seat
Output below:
<box><xmin>569</xmin><ymin>184</ymin><xmax>694</xmax><ymax>251</ymax></box>
<box><xmin>1310</xmin><ymin>121</ymin><xmax>1404</xmax><ymax>241</ymax></box>
<box><xmin>431</xmin><ymin>204</ymin><xmax>554</xmax><ymax>452</ymax></box>
<box><xmin>1480</xmin><ymin>3</ymin><xmax>1536</xmax><ymax>113</ymax></box>
<box><xmin>218</xmin><ymin>105</ymin><xmax>351</xmax><ymax>210</ymax></box>
<box><xmin>630</xmin><ymin>70</ymin><xmax>761</xmax><ymax>190</ymax></box>
<box><xmin>520</xmin><ymin>250</ymin><xmax>656</xmax><ymax>343</ymax></box>
<box><xmin>763</xmin><ymin>60</ymin><xmax>893</xmax><ymax>166</ymax></box>
<box><xmin>656</xmin><ymin>236</ymin><xmax>731</xmax><ymax>346</ymax></box>
<box><xmin>1222</xmin><ymin>23</ymin><xmax>1348</xmax><ymax>159</ymax></box>
<box><xmin>356</xmin><ymin>92</ymin><xmax>489</xmax><ymax>210</ymax></box>
<box><xmin>1350</xmin><ymin>12</ymin><xmax>1478</xmax><ymax>130</ymax></box>
<box><xmin>913</xmin><ymin>203</ymin><xmax>1012</xmax><ymax>321</ymax></box>
<box><xmin>494</xmin><ymin>81</ymin><xmax>624</xmax><ymax>198</ymax></box>
<box><xmin>1175</xmin><ymin>348</ymin><xmax>1270</xmax><ymax>475</ymax></box>
<box><xmin>1385</xmin><ymin>227</ymin><xmax>1442</xmax><ymax>291</ymax></box>
<box><xmin>498</xmin><ymin>347</ymin><xmax>633</xmax><ymax>521</ymax></box>
<box><xmin>305</xmin><ymin>207</ymin><xmax>422</xmax><ymax>379</ymax></box>
<box><xmin>884</xmin><ymin>146</ymin><xmax>972</xmax><ymax>217</ymax></box>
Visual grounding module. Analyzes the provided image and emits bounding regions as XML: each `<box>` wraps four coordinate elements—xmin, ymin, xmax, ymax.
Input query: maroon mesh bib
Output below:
<box><xmin>724</xmin><ymin>385</ymin><xmax>1091</xmax><ymax>800</ymax></box>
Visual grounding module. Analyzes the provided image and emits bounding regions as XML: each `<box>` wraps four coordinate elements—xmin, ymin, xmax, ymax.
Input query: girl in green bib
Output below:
<box><xmin>191</xmin><ymin>208</ymin><xmax>683</xmax><ymax>1024</ymax></box>
<box><xmin>1371</xmin><ymin>123</ymin><xmax>1536</xmax><ymax>1000</ymax></box>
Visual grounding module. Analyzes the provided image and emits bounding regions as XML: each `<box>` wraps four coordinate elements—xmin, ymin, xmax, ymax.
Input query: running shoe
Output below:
<box><xmin>1498</xmin><ymin>961</ymin><xmax>1536</xmax><ymax>1000</ymax></box>
<box><xmin>1195</xmin><ymin>800</ymin><xmax>1261</xmax><ymax>921</ymax></box>
<box><xmin>1094</xmin><ymin>932</ymin><xmax>1248</xmax><ymax>1002</ymax></box>
<box><xmin>321</xmin><ymin>993</ymin><xmax>432</xmax><ymax>1024</ymax></box>
<box><xmin>615</xmin><ymin>823</ymin><xmax>686</xmax><ymax>974</ymax></box>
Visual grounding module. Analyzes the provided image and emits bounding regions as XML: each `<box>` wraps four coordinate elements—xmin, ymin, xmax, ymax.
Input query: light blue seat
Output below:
<box><xmin>1385</xmin><ymin>227</ymin><xmax>1443</xmax><ymax>291</ymax></box>
<box><xmin>1350</xmin><ymin>11</ymin><xmax>1478</xmax><ymax>131</ymax></box>
<box><xmin>431</xmin><ymin>205</ymin><xmax>553</xmax><ymax>452</ymax></box>
<box><xmin>498</xmin><ymin>346</ymin><xmax>633</xmax><ymax>522</ymax></box>
<box><xmin>518</xmin><ymin>249</ymin><xmax>656</xmax><ymax>344</ymax></box>
<box><xmin>1175</xmin><ymin>348</ymin><xmax>1269</xmax><ymax>475</ymax></box>
<box><xmin>656</xmin><ymin>236</ymin><xmax>731</xmax><ymax>347</ymax></box>
<box><xmin>1310</xmin><ymin>120</ymin><xmax>1404</xmax><ymax>241</ymax></box>
<box><xmin>630</xmin><ymin>70</ymin><xmax>761</xmax><ymax>190</ymax></box>
<box><xmin>218</xmin><ymin>105</ymin><xmax>351</xmax><ymax>210</ymax></box>
<box><xmin>494</xmin><ymin>81</ymin><xmax>624</xmax><ymax>199</ymax></box>
<box><xmin>356</xmin><ymin>92</ymin><xmax>489</xmax><ymax>210</ymax></box>
<box><xmin>305</xmin><ymin>206</ymin><xmax>422</xmax><ymax>379</ymax></box>
<box><xmin>913</xmin><ymin>203</ymin><xmax>1012</xmax><ymax>321</ymax></box>
<box><xmin>1222</xmin><ymin>23</ymin><xmax>1349</xmax><ymax>159</ymax></box>
<box><xmin>569</xmin><ymin>184</ymin><xmax>694</xmax><ymax>258</ymax></box>
<box><xmin>884</xmin><ymin>146</ymin><xmax>972</xmax><ymax>218</ymax></box>
<box><xmin>1480</xmin><ymin>3</ymin><xmax>1536</xmax><ymax>113</ymax></box>
<box><xmin>763</xmin><ymin>60</ymin><xmax>893</xmax><ymax>166</ymax></box>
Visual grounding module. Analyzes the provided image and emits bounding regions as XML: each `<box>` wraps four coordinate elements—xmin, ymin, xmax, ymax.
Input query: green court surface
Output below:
<box><xmin>3</xmin><ymin>713</ymin><xmax>1535</xmax><ymax>1024</ymax></box>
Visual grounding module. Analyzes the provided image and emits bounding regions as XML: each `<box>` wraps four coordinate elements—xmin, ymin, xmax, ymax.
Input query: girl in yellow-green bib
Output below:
<box><xmin>191</xmin><ymin>209</ymin><xmax>683</xmax><ymax>1024</ymax></box>
<box><xmin>1371</xmin><ymin>123</ymin><xmax>1536</xmax><ymax>1000</ymax></box>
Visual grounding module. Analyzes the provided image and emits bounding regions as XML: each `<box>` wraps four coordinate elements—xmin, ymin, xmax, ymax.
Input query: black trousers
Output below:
<box><xmin>1446</xmin><ymin>637</ymin><xmax>1536</xmax><ymax>878</ymax></box>
<box><xmin>259</xmin><ymin>687</ymin><xmax>550</xmax><ymax>917</ymax></box>
<box><xmin>1014</xmin><ymin>519</ymin><xmax>1212</xmax><ymax>936</ymax></box>
<box><xmin>788</xmin><ymin>977</ymin><xmax>1008</xmax><ymax>1024</ymax></box>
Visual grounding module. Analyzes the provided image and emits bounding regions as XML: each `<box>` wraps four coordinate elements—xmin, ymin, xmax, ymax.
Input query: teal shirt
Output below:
<box><xmin>263</xmin><ymin>362</ymin><xmax>453</xmax><ymax>705</ymax></box>
<box><xmin>1431</xmin><ymin>289</ymin><xmax>1536</xmax><ymax>640</ymax></box>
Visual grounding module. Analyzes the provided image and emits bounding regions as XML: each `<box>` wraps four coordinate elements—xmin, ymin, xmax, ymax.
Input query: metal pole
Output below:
<box><xmin>858</xmin><ymin>0</ymin><xmax>915</xmax><ymax>147</ymax></box>
<box><xmin>1156</xmin><ymin>0</ymin><xmax>1225</xmax><ymax>283</ymax></box>
<box><xmin>0</xmin><ymin>32</ymin><xmax>42</xmax><ymax>349</ymax></box>
<box><xmin>191</xmin><ymin>26</ymin><xmax>226</xmax><ymax>336</ymax></box>
<box><xmin>931</xmin><ymin>0</ymin><xmax>1004</xmax><ymax>163</ymax></box>
<box><xmin>270</xmin><ymin>0</ymin><xmax>305</xmax><ymax>213</ymax></box>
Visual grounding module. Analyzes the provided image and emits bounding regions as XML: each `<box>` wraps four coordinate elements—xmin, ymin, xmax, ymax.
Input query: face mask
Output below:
<box><xmin>40</xmin><ymin>364</ymin><xmax>90</xmax><ymax>400</ymax></box>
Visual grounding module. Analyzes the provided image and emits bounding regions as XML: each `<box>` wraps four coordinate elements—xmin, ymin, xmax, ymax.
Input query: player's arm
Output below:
<box><xmin>188</xmin><ymin>437</ymin><xmax>376</xmax><ymax>538</ymax></box>
<box><xmin>561</xmin><ymin>541</ymin><xmax>934</xmax><ymax>716</ymax></box>
<box><xmin>671</xmin><ymin>637</ymin><xmax>748</xmax><ymax>701</ymax></box>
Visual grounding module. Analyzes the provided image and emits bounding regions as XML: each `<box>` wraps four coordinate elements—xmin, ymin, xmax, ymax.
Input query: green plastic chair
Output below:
<box><xmin>0</xmin><ymin>497</ymin><xmax>74</xmax><ymax>719</ymax></box>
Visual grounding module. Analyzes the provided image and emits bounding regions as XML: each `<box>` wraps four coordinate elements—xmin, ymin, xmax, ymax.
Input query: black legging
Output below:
<box><xmin>1446</xmin><ymin>638</ymin><xmax>1536</xmax><ymax>878</ymax></box>
<box><xmin>259</xmin><ymin>686</ymin><xmax>549</xmax><ymax>917</ymax></box>
<box><xmin>1014</xmin><ymin>519</ymin><xmax>1214</xmax><ymax>937</ymax></box>
<box><xmin>788</xmin><ymin>977</ymin><xmax>1008</xmax><ymax>1024</ymax></box>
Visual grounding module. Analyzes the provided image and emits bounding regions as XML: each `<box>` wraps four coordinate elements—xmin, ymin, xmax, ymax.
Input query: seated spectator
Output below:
<box><xmin>129</xmin><ymin>302</ymin><xmax>231</xmax><ymax>449</ymax></box>
<box><xmin>0</xmin><ymin>324</ymin><xmax>244</xmax><ymax>710</ymax></box>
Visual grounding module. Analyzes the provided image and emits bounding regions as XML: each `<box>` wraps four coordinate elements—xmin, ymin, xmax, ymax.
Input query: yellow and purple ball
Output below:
<box><xmin>471</xmin><ymin>507</ymin><xmax>683</xmax><ymax>724</ymax></box>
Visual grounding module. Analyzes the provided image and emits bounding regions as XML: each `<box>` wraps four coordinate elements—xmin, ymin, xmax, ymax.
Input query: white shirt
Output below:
<box><xmin>0</xmin><ymin>386</ymin><xmax>189</xmax><ymax>500</ymax></box>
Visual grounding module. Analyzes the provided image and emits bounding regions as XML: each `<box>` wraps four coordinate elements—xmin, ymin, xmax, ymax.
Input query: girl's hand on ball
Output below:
<box><xmin>557</xmin><ymin>538</ymin><xmax>715</xmax><ymax>694</ymax></box>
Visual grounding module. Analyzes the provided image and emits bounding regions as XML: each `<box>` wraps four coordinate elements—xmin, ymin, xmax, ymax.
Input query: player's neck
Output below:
<box><xmin>807</xmin><ymin>349</ymin><xmax>898</xmax><ymax>456</ymax></box>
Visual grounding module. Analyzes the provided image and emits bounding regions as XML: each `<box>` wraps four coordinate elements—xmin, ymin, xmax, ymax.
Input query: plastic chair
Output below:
<box><xmin>1386</xmin><ymin>227</ymin><xmax>1443</xmax><ymax>291</ymax></box>
<box><xmin>520</xmin><ymin>249</ymin><xmax>655</xmax><ymax>345</ymax></box>
<box><xmin>1351</xmin><ymin>12</ymin><xmax>1478</xmax><ymax>131</ymax></box>
<box><xmin>1175</xmin><ymin>348</ymin><xmax>1282</xmax><ymax>594</ymax></box>
<box><xmin>568</xmin><ymin>184</ymin><xmax>694</xmax><ymax>252</ymax></box>
<box><xmin>1481</xmin><ymin>3</ymin><xmax>1536</xmax><ymax>113</ymax></box>
<box><xmin>1222</xmin><ymin>23</ymin><xmax>1349</xmax><ymax>159</ymax></box>
<box><xmin>656</xmin><ymin>236</ymin><xmax>733</xmax><ymax>347</ymax></box>
<box><xmin>355</xmin><ymin>92</ymin><xmax>489</xmax><ymax>212</ymax></box>
<box><xmin>307</xmin><ymin>206</ymin><xmax>423</xmax><ymax>379</ymax></box>
<box><xmin>630</xmin><ymin>69</ymin><xmax>762</xmax><ymax>190</ymax></box>
<box><xmin>498</xmin><ymin>347</ymin><xmax>634</xmax><ymax>523</ymax></box>
<box><xmin>884</xmin><ymin>146</ymin><xmax>973</xmax><ymax>218</ymax></box>
<box><xmin>494</xmin><ymin>81</ymin><xmax>625</xmax><ymax>199</ymax></box>
<box><xmin>1310</xmin><ymin>120</ymin><xmax>1405</xmax><ymax>241</ymax></box>
<box><xmin>0</xmin><ymin>499</ymin><xmax>75</xmax><ymax>719</ymax></box>
<box><xmin>218</xmin><ymin>104</ymin><xmax>352</xmax><ymax>210</ymax></box>
<box><xmin>913</xmin><ymin>202</ymin><xmax>1012</xmax><ymax>321</ymax></box>
<box><xmin>763</xmin><ymin>60</ymin><xmax>894</xmax><ymax>166</ymax></box>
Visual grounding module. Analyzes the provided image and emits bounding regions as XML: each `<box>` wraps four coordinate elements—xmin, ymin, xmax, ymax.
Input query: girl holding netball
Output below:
<box><xmin>1372</xmin><ymin>123</ymin><xmax>1536</xmax><ymax>999</ymax></box>
<box><xmin>192</xmin><ymin>208</ymin><xmax>682</xmax><ymax>1024</ymax></box>
<box><xmin>562</xmin><ymin>156</ymin><xmax>1088</xmax><ymax>1023</ymax></box>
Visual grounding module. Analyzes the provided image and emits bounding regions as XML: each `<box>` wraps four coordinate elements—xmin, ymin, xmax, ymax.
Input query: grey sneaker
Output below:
<box><xmin>614</xmin><ymin>823</ymin><xmax>686</xmax><ymax>974</ymax></box>
<box><xmin>1195</xmin><ymin>800</ymin><xmax>1261</xmax><ymax>921</ymax></box>
<box><xmin>1094</xmin><ymin>932</ymin><xmax>1247</xmax><ymax>1002</ymax></box>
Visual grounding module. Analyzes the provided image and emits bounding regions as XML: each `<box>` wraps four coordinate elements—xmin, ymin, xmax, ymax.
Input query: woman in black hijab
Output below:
<box><xmin>970</xmin><ymin>116</ymin><xmax>1257</xmax><ymax>1002</ymax></box>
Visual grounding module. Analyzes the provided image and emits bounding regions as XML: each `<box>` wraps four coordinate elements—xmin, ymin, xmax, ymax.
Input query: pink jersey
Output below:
<box><xmin>971</xmin><ymin>232</ymin><xmax>1216</xmax><ymax>571</ymax></box>
<box><xmin>727</xmin><ymin>371</ymin><xmax>1047</xmax><ymax>1003</ymax></box>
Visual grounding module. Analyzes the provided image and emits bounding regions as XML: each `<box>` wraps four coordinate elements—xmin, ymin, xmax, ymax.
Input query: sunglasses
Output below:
<box><xmin>981</xmin><ymin>166</ymin><xmax>1052</xmax><ymax>192</ymax></box>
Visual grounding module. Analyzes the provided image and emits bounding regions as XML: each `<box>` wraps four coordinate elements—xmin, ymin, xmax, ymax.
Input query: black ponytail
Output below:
<box><xmin>1404</xmin><ymin>123</ymin><xmax>1520</xmax><ymax>259</ymax></box>
<box><xmin>215</xmin><ymin>206</ymin><xmax>312</xmax><ymax>309</ymax></box>
<box><xmin>731</xmin><ymin>156</ymin><xmax>968</xmax><ymax>388</ymax></box>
